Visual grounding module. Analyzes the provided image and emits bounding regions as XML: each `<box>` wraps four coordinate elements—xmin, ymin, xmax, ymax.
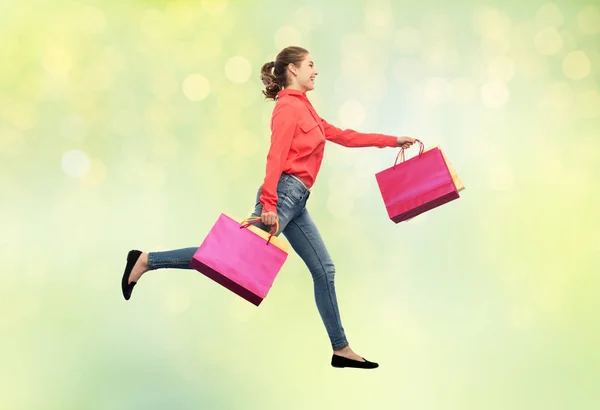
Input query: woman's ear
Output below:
<box><xmin>287</xmin><ymin>63</ymin><xmax>298</xmax><ymax>76</ymax></box>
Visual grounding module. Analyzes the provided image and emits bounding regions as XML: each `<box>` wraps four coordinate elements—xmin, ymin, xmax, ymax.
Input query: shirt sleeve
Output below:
<box><xmin>321</xmin><ymin>117</ymin><xmax>398</xmax><ymax>148</ymax></box>
<box><xmin>259</xmin><ymin>101</ymin><xmax>298</xmax><ymax>213</ymax></box>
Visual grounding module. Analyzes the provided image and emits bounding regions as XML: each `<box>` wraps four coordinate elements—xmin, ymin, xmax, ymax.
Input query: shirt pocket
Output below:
<box><xmin>299</xmin><ymin>118</ymin><xmax>319</xmax><ymax>133</ymax></box>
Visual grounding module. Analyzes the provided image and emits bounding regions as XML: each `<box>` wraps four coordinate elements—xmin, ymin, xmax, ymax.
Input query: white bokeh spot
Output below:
<box><xmin>225</xmin><ymin>56</ymin><xmax>252</xmax><ymax>84</ymax></box>
<box><xmin>83</xmin><ymin>158</ymin><xmax>108</xmax><ymax>185</ymax></box>
<box><xmin>475</xmin><ymin>8</ymin><xmax>512</xmax><ymax>40</ymax></box>
<box><xmin>562</xmin><ymin>51</ymin><xmax>591</xmax><ymax>80</ymax></box>
<box><xmin>182</xmin><ymin>73</ymin><xmax>211</xmax><ymax>101</ymax></box>
<box><xmin>42</xmin><ymin>47</ymin><xmax>73</xmax><ymax>75</ymax></box>
<box><xmin>576</xmin><ymin>6</ymin><xmax>600</xmax><ymax>34</ymax></box>
<box><xmin>535</xmin><ymin>3</ymin><xmax>564</xmax><ymax>28</ymax></box>
<box><xmin>61</xmin><ymin>149</ymin><xmax>91</xmax><ymax>178</ymax></box>
<box><xmin>534</xmin><ymin>27</ymin><xmax>563</xmax><ymax>56</ymax></box>
<box><xmin>481</xmin><ymin>80</ymin><xmax>510</xmax><ymax>108</ymax></box>
<box><xmin>274</xmin><ymin>26</ymin><xmax>303</xmax><ymax>51</ymax></box>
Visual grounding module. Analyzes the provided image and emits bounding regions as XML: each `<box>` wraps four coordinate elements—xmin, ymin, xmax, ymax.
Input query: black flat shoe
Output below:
<box><xmin>121</xmin><ymin>250</ymin><xmax>142</xmax><ymax>300</ymax></box>
<box><xmin>331</xmin><ymin>354</ymin><xmax>379</xmax><ymax>369</ymax></box>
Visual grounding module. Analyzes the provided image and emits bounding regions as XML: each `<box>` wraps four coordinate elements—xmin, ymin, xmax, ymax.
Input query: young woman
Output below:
<box><xmin>121</xmin><ymin>46</ymin><xmax>415</xmax><ymax>369</ymax></box>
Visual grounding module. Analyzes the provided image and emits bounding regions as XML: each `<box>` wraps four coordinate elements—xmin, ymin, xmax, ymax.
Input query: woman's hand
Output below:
<box><xmin>396</xmin><ymin>136</ymin><xmax>416</xmax><ymax>149</ymax></box>
<box><xmin>261</xmin><ymin>211</ymin><xmax>278</xmax><ymax>226</ymax></box>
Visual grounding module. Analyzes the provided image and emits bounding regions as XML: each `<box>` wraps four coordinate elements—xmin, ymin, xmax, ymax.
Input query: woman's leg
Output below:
<box><xmin>124</xmin><ymin>246</ymin><xmax>197</xmax><ymax>286</ymax></box>
<box><xmin>282</xmin><ymin>209</ymin><xmax>377</xmax><ymax>367</ymax></box>
<box><xmin>147</xmin><ymin>247</ymin><xmax>198</xmax><ymax>270</ymax></box>
<box><xmin>281</xmin><ymin>208</ymin><xmax>349</xmax><ymax>351</ymax></box>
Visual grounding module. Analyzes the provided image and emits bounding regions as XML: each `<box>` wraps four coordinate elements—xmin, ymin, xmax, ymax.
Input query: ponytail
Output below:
<box><xmin>260</xmin><ymin>61</ymin><xmax>281</xmax><ymax>101</ymax></box>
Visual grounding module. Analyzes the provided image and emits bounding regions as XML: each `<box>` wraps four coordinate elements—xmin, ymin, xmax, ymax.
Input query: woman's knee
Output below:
<box><xmin>312</xmin><ymin>260</ymin><xmax>335</xmax><ymax>281</ymax></box>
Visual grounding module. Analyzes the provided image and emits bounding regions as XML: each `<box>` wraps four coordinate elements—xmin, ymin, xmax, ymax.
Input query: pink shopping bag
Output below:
<box><xmin>375</xmin><ymin>140</ymin><xmax>459</xmax><ymax>223</ymax></box>
<box><xmin>190</xmin><ymin>213</ymin><xmax>289</xmax><ymax>306</ymax></box>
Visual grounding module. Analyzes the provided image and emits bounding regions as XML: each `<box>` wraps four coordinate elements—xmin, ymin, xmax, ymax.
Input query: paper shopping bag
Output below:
<box><xmin>375</xmin><ymin>141</ymin><xmax>459</xmax><ymax>223</ymax></box>
<box><xmin>190</xmin><ymin>213</ymin><xmax>289</xmax><ymax>306</ymax></box>
<box><xmin>423</xmin><ymin>145</ymin><xmax>464</xmax><ymax>192</ymax></box>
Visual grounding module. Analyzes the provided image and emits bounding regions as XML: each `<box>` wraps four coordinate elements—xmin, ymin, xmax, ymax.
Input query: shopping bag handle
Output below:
<box><xmin>393</xmin><ymin>139</ymin><xmax>425</xmax><ymax>167</ymax></box>
<box><xmin>240</xmin><ymin>216</ymin><xmax>279</xmax><ymax>245</ymax></box>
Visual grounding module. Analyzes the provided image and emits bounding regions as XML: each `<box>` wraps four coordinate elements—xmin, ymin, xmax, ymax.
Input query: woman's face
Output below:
<box><xmin>290</xmin><ymin>54</ymin><xmax>318</xmax><ymax>92</ymax></box>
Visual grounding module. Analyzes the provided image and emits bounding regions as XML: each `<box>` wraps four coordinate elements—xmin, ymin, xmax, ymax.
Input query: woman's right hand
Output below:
<box><xmin>396</xmin><ymin>136</ymin><xmax>416</xmax><ymax>149</ymax></box>
<box><xmin>261</xmin><ymin>211</ymin><xmax>278</xmax><ymax>226</ymax></box>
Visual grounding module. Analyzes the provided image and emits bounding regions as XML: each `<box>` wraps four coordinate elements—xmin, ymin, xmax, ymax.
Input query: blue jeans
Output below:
<box><xmin>147</xmin><ymin>173</ymin><xmax>349</xmax><ymax>350</ymax></box>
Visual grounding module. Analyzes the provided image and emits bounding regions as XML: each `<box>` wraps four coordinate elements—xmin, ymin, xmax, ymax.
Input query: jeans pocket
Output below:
<box><xmin>286</xmin><ymin>184</ymin><xmax>305</xmax><ymax>203</ymax></box>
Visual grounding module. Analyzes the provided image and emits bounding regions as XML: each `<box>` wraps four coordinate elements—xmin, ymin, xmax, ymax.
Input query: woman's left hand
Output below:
<box><xmin>396</xmin><ymin>136</ymin><xmax>416</xmax><ymax>149</ymax></box>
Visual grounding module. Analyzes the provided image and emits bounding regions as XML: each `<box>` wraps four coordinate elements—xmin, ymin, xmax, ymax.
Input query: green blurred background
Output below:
<box><xmin>1</xmin><ymin>0</ymin><xmax>599</xmax><ymax>409</ymax></box>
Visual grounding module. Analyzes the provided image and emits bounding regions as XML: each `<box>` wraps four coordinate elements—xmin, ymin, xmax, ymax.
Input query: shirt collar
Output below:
<box><xmin>278</xmin><ymin>88</ymin><xmax>307</xmax><ymax>98</ymax></box>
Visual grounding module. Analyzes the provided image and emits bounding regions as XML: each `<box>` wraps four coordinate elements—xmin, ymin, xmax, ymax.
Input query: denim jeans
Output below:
<box><xmin>147</xmin><ymin>173</ymin><xmax>349</xmax><ymax>350</ymax></box>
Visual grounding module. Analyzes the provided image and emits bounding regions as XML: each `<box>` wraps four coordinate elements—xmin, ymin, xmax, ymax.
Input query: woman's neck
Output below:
<box><xmin>284</xmin><ymin>84</ymin><xmax>306</xmax><ymax>93</ymax></box>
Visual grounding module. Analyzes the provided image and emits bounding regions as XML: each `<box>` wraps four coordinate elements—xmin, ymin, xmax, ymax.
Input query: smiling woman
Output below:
<box><xmin>121</xmin><ymin>45</ymin><xmax>415</xmax><ymax>370</ymax></box>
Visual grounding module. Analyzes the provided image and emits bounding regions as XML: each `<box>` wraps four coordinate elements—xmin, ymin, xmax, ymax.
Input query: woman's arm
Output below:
<box><xmin>259</xmin><ymin>101</ymin><xmax>298</xmax><ymax>213</ymax></box>
<box><xmin>321</xmin><ymin>118</ymin><xmax>398</xmax><ymax>148</ymax></box>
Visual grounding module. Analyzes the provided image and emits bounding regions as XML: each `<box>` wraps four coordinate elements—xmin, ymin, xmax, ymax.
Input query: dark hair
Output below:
<box><xmin>260</xmin><ymin>46</ymin><xmax>309</xmax><ymax>101</ymax></box>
